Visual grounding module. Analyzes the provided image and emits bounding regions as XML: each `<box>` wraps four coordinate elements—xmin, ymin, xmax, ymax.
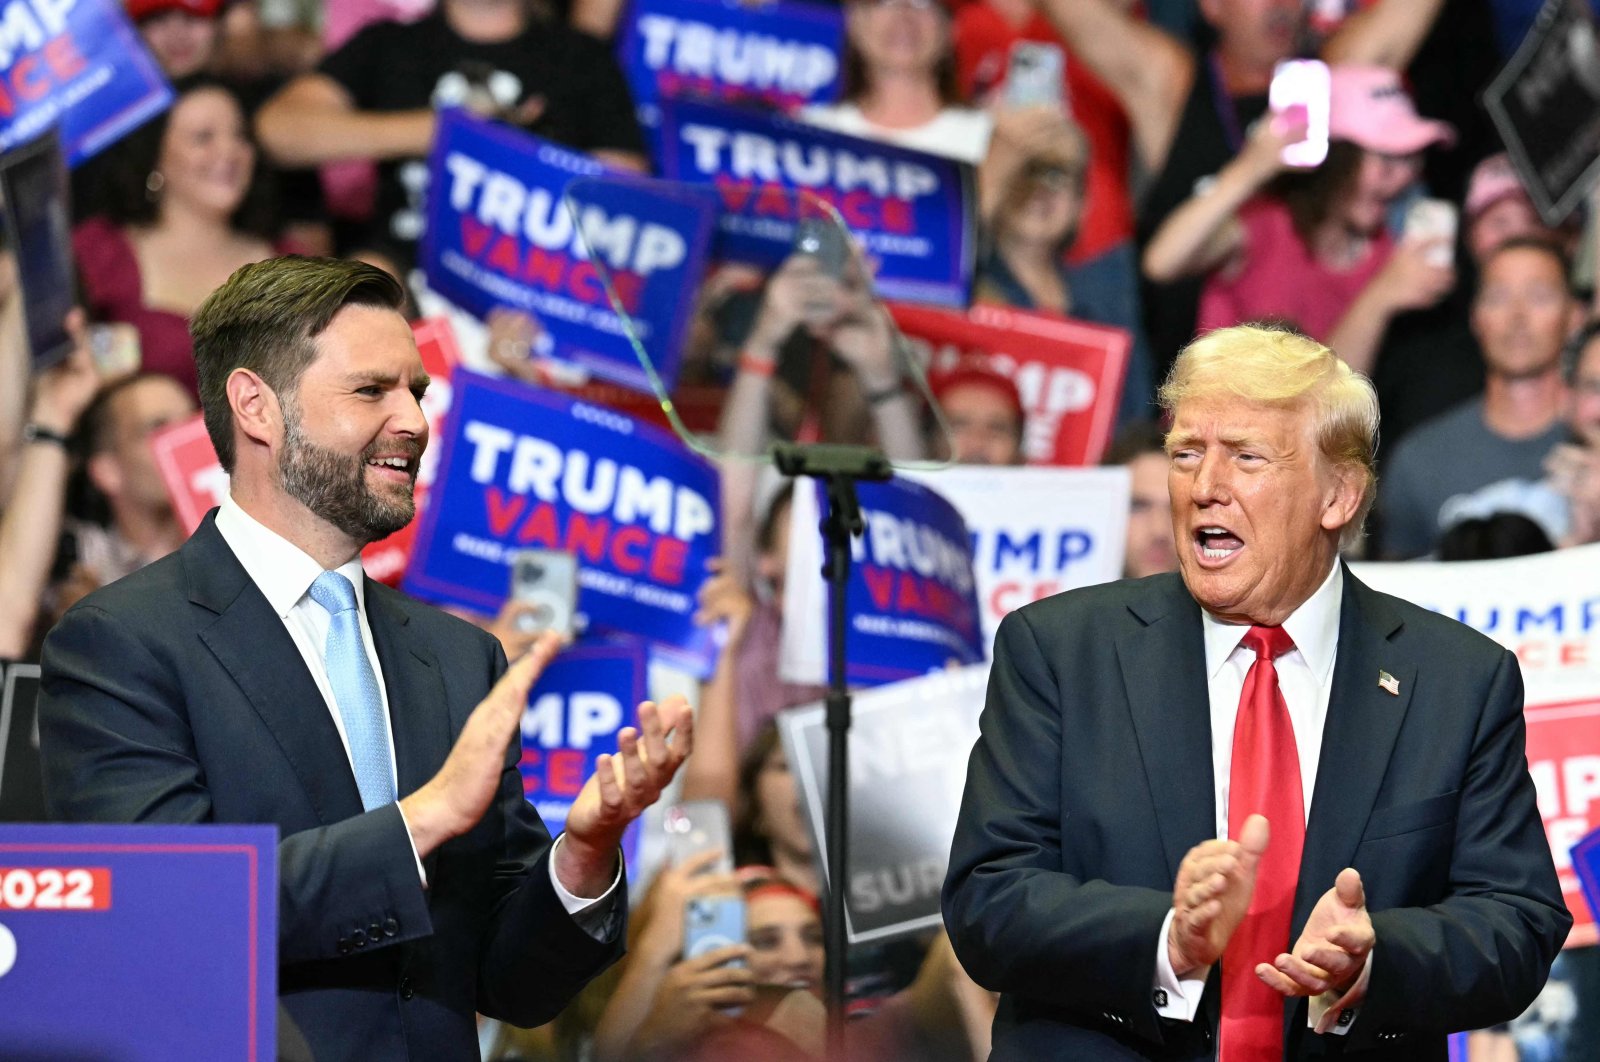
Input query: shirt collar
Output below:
<box><xmin>214</xmin><ymin>494</ymin><xmax>368</xmax><ymax>619</ymax></box>
<box><xmin>1201</xmin><ymin>561</ymin><xmax>1344</xmax><ymax>683</ymax></box>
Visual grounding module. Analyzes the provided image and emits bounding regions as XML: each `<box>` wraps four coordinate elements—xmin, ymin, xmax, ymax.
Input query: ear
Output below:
<box><xmin>86</xmin><ymin>451</ymin><xmax>122</xmax><ymax>498</ymax></box>
<box><xmin>226</xmin><ymin>368</ymin><xmax>282</xmax><ymax>458</ymax></box>
<box><xmin>1319</xmin><ymin>461</ymin><xmax>1367</xmax><ymax>536</ymax></box>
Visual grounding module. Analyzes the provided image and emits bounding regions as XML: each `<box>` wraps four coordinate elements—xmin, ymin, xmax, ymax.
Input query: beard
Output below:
<box><xmin>278</xmin><ymin>401</ymin><xmax>420</xmax><ymax>544</ymax></box>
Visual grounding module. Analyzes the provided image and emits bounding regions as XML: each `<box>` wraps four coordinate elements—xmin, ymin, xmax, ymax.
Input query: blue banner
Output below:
<box><xmin>618</xmin><ymin>0</ymin><xmax>843</xmax><ymax>124</ymax></box>
<box><xmin>404</xmin><ymin>371</ymin><xmax>722</xmax><ymax>676</ymax></box>
<box><xmin>838</xmin><ymin>477</ymin><xmax>985</xmax><ymax>685</ymax></box>
<box><xmin>519</xmin><ymin>637</ymin><xmax>645</xmax><ymax>819</ymax></box>
<box><xmin>0</xmin><ymin>823</ymin><xmax>276</xmax><ymax>1060</ymax></box>
<box><xmin>654</xmin><ymin>98</ymin><xmax>975</xmax><ymax>308</ymax></box>
<box><xmin>0</xmin><ymin>0</ymin><xmax>172</xmax><ymax>166</ymax></box>
<box><xmin>421</xmin><ymin>109</ymin><xmax>716</xmax><ymax>394</ymax></box>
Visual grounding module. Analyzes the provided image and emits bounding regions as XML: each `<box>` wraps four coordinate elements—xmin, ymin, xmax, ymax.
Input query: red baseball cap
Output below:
<box><xmin>929</xmin><ymin>356</ymin><xmax>1025</xmax><ymax>423</ymax></box>
<box><xmin>126</xmin><ymin>0</ymin><xmax>223</xmax><ymax>21</ymax></box>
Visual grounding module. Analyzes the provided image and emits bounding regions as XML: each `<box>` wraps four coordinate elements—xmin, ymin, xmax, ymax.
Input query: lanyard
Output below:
<box><xmin>1207</xmin><ymin>51</ymin><xmax>1245</xmax><ymax>154</ymax></box>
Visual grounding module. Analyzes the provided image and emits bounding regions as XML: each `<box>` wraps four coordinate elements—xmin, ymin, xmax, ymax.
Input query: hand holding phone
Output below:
<box><xmin>509</xmin><ymin>548</ymin><xmax>578</xmax><ymax>636</ymax></box>
<box><xmin>1002</xmin><ymin>41</ymin><xmax>1066</xmax><ymax>110</ymax></box>
<box><xmin>1402</xmin><ymin>198</ymin><xmax>1458</xmax><ymax>268</ymax></box>
<box><xmin>664</xmin><ymin>800</ymin><xmax>735</xmax><ymax>874</ymax></box>
<box><xmin>1268</xmin><ymin>60</ymin><xmax>1331</xmax><ymax>169</ymax></box>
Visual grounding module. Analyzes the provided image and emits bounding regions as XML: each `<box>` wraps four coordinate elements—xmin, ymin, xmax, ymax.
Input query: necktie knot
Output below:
<box><xmin>309</xmin><ymin>570</ymin><xmax>358</xmax><ymax>617</ymax></box>
<box><xmin>1242</xmin><ymin>624</ymin><xmax>1294</xmax><ymax>662</ymax></box>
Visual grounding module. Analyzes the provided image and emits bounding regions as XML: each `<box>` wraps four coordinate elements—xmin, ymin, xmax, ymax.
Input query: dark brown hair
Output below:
<box><xmin>1270</xmin><ymin>139</ymin><xmax>1365</xmax><ymax>249</ymax></box>
<box><xmin>840</xmin><ymin>0</ymin><xmax>961</xmax><ymax>107</ymax></box>
<box><xmin>189</xmin><ymin>256</ymin><xmax>407</xmax><ymax>471</ymax></box>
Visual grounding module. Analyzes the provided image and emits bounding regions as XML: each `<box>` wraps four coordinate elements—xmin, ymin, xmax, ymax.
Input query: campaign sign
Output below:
<box><xmin>519</xmin><ymin>638</ymin><xmax>647</xmax><ymax>874</ymax></box>
<box><xmin>0</xmin><ymin>823</ymin><xmax>276</xmax><ymax>1059</ymax></box>
<box><xmin>422</xmin><ymin>109</ymin><xmax>716</xmax><ymax>395</ymax></box>
<box><xmin>404</xmin><ymin>371</ymin><xmax>721</xmax><ymax>676</ymax></box>
<box><xmin>655</xmin><ymin>98</ymin><xmax>975</xmax><ymax>308</ymax></box>
<box><xmin>1484</xmin><ymin>0</ymin><xmax>1600</xmax><ymax>223</ymax></box>
<box><xmin>0</xmin><ymin>663</ymin><xmax>42</xmax><ymax>822</ymax></box>
<box><xmin>891</xmin><ymin>302</ymin><xmax>1131</xmax><ymax>466</ymax></box>
<box><xmin>0</xmin><ymin>0</ymin><xmax>172</xmax><ymax>166</ymax></box>
<box><xmin>904</xmin><ymin>466</ymin><xmax>1129</xmax><ymax>647</ymax></box>
<box><xmin>619</xmin><ymin>0</ymin><xmax>843</xmax><ymax>123</ymax></box>
<box><xmin>1357</xmin><ymin>543</ymin><xmax>1600</xmax><ymax>945</ymax></box>
<box><xmin>778</xmin><ymin>665</ymin><xmax>987</xmax><ymax>943</ymax></box>
<box><xmin>782</xmin><ymin>474</ymin><xmax>984</xmax><ymax>686</ymax></box>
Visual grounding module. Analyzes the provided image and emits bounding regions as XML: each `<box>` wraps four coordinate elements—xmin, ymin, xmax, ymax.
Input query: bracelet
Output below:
<box><xmin>737</xmin><ymin>352</ymin><xmax>777</xmax><ymax>378</ymax></box>
<box><xmin>22</xmin><ymin>423</ymin><xmax>70</xmax><ymax>447</ymax></box>
<box><xmin>864</xmin><ymin>381</ymin><xmax>905</xmax><ymax>406</ymax></box>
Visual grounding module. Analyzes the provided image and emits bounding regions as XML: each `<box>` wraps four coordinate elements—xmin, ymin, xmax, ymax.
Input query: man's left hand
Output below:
<box><xmin>1257</xmin><ymin>867</ymin><xmax>1374</xmax><ymax>1012</ymax></box>
<box><xmin>556</xmin><ymin>696</ymin><xmax>694</xmax><ymax>896</ymax></box>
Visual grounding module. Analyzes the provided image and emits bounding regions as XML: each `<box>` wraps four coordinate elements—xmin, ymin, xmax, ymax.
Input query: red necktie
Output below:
<box><xmin>1220</xmin><ymin>625</ymin><xmax>1303</xmax><ymax>1062</ymax></box>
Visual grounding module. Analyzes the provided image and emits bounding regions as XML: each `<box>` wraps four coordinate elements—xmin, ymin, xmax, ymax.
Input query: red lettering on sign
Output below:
<box><xmin>486</xmin><ymin>487</ymin><xmax>526</xmax><ymax>537</ymax></box>
<box><xmin>547</xmin><ymin>750</ymin><xmax>585</xmax><ymax>796</ymax></box>
<box><xmin>0</xmin><ymin>867</ymin><xmax>112</xmax><ymax>911</ymax></box>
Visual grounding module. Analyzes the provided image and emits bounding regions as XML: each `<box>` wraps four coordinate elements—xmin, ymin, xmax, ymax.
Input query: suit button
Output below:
<box><xmin>351</xmin><ymin>929</ymin><xmax>367</xmax><ymax>948</ymax></box>
<box><xmin>1152</xmin><ymin>988</ymin><xmax>1168</xmax><ymax>1008</ymax></box>
<box><xmin>383</xmin><ymin>917</ymin><xmax>400</xmax><ymax>937</ymax></box>
<box><xmin>399</xmin><ymin>976</ymin><xmax>415</xmax><ymax>1001</ymax></box>
<box><xmin>369</xmin><ymin>921</ymin><xmax>383</xmax><ymax>940</ymax></box>
<box><xmin>337</xmin><ymin>937</ymin><xmax>352</xmax><ymax>955</ymax></box>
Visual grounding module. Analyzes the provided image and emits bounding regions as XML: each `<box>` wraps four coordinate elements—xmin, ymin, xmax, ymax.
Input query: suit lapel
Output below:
<box><xmin>1293</xmin><ymin>568</ymin><xmax>1414</xmax><ymax>933</ymax></box>
<box><xmin>1117</xmin><ymin>576</ymin><xmax>1217</xmax><ymax>882</ymax></box>
<box><xmin>185</xmin><ymin>516</ymin><xmax>366</xmax><ymax>824</ymax></box>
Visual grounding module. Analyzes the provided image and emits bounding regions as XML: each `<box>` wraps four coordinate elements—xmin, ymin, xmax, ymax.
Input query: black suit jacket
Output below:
<box><xmin>37</xmin><ymin>514</ymin><xmax>624</xmax><ymax>1062</ymax></box>
<box><xmin>943</xmin><ymin>569</ymin><xmax>1570</xmax><ymax>1061</ymax></box>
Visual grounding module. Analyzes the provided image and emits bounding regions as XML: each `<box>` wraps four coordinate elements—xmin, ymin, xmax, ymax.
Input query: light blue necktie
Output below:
<box><xmin>309</xmin><ymin>570</ymin><xmax>395</xmax><ymax>811</ymax></box>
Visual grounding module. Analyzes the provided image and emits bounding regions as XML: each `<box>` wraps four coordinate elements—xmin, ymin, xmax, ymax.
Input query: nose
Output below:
<box><xmin>1190</xmin><ymin>450</ymin><xmax>1231</xmax><ymax>506</ymax></box>
<box><xmin>391</xmin><ymin>390</ymin><xmax>429</xmax><ymax>442</ymax></box>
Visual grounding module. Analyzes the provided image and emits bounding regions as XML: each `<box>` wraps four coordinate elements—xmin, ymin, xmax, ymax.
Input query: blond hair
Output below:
<box><xmin>1158</xmin><ymin>324</ymin><xmax>1379</xmax><ymax>549</ymax></box>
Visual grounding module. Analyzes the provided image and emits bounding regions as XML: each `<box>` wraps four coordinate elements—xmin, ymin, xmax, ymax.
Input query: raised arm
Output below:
<box><xmin>256</xmin><ymin>74</ymin><xmax>435</xmax><ymax>168</ymax></box>
<box><xmin>1030</xmin><ymin>0</ymin><xmax>1194</xmax><ymax>171</ymax></box>
<box><xmin>1321</xmin><ymin>0</ymin><xmax>1447</xmax><ymax>70</ymax></box>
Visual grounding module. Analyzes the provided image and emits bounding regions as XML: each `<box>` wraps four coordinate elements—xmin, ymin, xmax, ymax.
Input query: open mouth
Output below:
<box><xmin>1194</xmin><ymin>526</ymin><xmax>1244</xmax><ymax>565</ymax></box>
<box><xmin>365</xmin><ymin>455</ymin><xmax>415</xmax><ymax>483</ymax></box>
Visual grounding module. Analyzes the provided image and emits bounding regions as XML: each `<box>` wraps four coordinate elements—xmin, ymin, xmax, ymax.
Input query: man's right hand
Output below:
<box><xmin>1167</xmin><ymin>814</ymin><xmax>1270</xmax><ymax>977</ymax></box>
<box><xmin>399</xmin><ymin>632</ymin><xmax>564</xmax><ymax>858</ymax></box>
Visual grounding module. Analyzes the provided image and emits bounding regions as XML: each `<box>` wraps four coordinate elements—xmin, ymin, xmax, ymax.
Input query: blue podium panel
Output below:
<box><xmin>0</xmin><ymin>823</ymin><xmax>276</xmax><ymax>1060</ymax></box>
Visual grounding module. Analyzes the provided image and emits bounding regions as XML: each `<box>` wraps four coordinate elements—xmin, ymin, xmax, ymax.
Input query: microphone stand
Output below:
<box><xmin>771</xmin><ymin>442</ymin><xmax>892</xmax><ymax>1059</ymax></box>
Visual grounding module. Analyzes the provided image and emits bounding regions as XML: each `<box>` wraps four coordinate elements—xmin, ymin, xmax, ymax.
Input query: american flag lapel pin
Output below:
<box><xmin>1378</xmin><ymin>670</ymin><xmax>1400</xmax><ymax>696</ymax></box>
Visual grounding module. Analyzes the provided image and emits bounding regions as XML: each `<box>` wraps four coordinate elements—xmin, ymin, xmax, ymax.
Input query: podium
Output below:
<box><xmin>0</xmin><ymin>823</ymin><xmax>277</xmax><ymax>1060</ymax></box>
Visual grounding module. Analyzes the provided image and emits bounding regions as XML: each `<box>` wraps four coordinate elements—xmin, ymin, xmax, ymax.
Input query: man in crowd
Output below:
<box><xmin>945</xmin><ymin>323</ymin><xmax>1567</xmax><ymax>1059</ymax></box>
<box><xmin>1377</xmin><ymin>238</ymin><xmax>1581</xmax><ymax>557</ymax></box>
<box><xmin>929</xmin><ymin>359</ymin><xmax>1028</xmax><ymax>467</ymax></box>
<box><xmin>39</xmin><ymin>258</ymin><xmax>691</xmax><ymax>1061</ymax></box>
<box><xmin>1103</xmin><ymin>420</ymin><xmax>1177</xmax><ymax>579</ymax></box>
<box><xmin>257</xmin><ymin>0</ymin><xmax>647</xmax><ymax>268</ymax></box>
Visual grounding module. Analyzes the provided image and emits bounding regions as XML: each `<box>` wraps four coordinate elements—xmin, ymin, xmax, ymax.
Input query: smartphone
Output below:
<box><xmin>1268</xmin><ymin>59</ymin><xmax>1331</xmax><ymax>169</ymax></box>
<box><xmin>1403</xmin><ymin>198</ymin><xmax>1458</xmax><ymax>268</ymax></box>
<box><xmin>508</xmin><ymin>548</ymin><xmax>577</xmax><ymax>636</ymax></box>
<box><xmin>683</xmin><ymin>894</ymin><xmax>746</xmax><ymax>960</ymax></box>
<box><xmin>0</xmin><ymin>131</ymin><xmax>75</xmax><ymax>371</ymax></box>
<box><xmin>664</xmin><ymin>799</ymin><xmax>734</xmax><ymax>873</ymax></box>
<box><xmin>87</xmin><ymin>323</ymin><xmax>140</xmax><ymax>379</ymax></box>
<box><xmin>791</xmin><ymin>217</ymin><xmax>849</xmax><ymax>280</ymax></box>
<box><xmin>1003</xmin><ymin>41</ymin><xmax>1066</xmax><ymax>109</ymax></box>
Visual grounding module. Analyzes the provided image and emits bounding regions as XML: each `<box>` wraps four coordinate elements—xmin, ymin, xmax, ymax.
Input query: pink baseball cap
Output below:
<box><xmin>1464</xmin><ymin>153</ymin><xmax>1530</xmax><ymax>219</ymax></box>
<box><xmin>1328</xmin><ymin>66</ymin><xmax>1455</xmax><ymax>155</ymax></box>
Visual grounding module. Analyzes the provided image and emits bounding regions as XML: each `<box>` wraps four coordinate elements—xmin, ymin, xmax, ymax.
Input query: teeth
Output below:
<box><xmin>1203</xmin><ymin>547</ymin><xmax>1235</xmax><ymax>559</ymax></box>
<box><xmin>369</xmin><ymin>457</ymin><xmax>407</xmax><ymax>469</ymax></box>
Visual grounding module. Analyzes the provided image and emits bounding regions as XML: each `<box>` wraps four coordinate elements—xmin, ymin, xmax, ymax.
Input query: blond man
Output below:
<box><xmin>944</xmin><ymin>324</ymin><xmax>1567</xmax><ymax>1062</ymax></box>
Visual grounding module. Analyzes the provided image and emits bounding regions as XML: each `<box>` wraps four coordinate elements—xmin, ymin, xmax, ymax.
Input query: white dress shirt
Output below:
<box><xmin>1152</xmin><ymin>561</ymin><xmax>1366</xmax><ymax>1034</ymax></box>
<box><xmin>214</xmin><ymin>495</ymin><xmax>616</xmax><ymax>928</ymax></box>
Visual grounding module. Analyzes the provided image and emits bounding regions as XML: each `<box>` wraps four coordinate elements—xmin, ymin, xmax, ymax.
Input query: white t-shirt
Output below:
<box><xmin>799</xmin><ymin>102</ymin><xmax>993</xmax><ymax>165</ymax></box>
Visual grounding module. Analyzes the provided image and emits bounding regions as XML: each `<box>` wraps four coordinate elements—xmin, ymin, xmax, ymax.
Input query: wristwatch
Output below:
<box><xmin>22</xmin><ymin>423</ymin><xmax>70</xmax><ymax>447</ymax></box>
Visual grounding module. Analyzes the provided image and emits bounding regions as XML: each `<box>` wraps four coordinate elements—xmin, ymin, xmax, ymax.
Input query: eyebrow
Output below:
<box><xmin>346</xmin><ymin>370</ymin><xmax>432</xmax><ymax>393</ymax></box>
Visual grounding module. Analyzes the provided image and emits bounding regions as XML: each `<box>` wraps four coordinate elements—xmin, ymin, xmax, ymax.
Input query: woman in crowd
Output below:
<box><xmin>74</xmin><ymin>77</ymin><xmax>292</xmax><ymax>397</ymax></box>
<box><xmin>1141</xmin><ymin>66</ymin><xmax>1456</xmax><ymax>374</ymax></box>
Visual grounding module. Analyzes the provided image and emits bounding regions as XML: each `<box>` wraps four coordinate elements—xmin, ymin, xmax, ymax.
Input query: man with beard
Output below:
<box><xmin>1376</xmin><ymin>238</ymin><xmax>1583</xmax><ymax>558</ymax></box>
<box><xmin>36</xmin><ymin>257</ymin><xmax>693</xmax><ymax>1061</ymax></box>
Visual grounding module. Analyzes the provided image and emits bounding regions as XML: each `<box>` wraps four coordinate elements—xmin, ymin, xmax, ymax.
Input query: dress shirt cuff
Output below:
<box><xmin>1309</xmin><ymin>949</ymin><xmax>1372</xmax><ymax>1035</ymax></box>
<box><xmin>1153</xmin><ymin>908</ymin><xmax>1211</xmax><ymax>1021</ymax></box>
<box><xmin>394</xmin><ymin>801</ymin><xmax>427</xmax><ymax>888</ymax></box>
<box><xmin>548</xmin><ymin>834</ymin><xmax>623</xmax><ymax>940</ymax></box>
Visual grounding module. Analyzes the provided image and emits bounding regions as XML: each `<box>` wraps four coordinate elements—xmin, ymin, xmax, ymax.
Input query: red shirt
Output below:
<box><xmin>952</xmin><ymin>2</ymin><xmax>1135</xmax><ymax>262</ymax></box>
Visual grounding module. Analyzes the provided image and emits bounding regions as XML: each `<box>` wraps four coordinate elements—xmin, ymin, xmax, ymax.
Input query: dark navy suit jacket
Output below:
<box><xmin>943</xmin><ymin>569</ymin><xmax>1569</xmax><ymax>1061</ymax></box>
<box><xmin>38</xmin><ymin>513</ymin><xmax>623</xmax><ymax>1061</ymax></box>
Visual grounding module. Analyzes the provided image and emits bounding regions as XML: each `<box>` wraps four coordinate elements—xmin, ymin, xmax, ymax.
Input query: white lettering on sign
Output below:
<box><xmin>463</xmin><ymin>420</ymin><xmax>715</xmax><ymax>543</ymax></box>
<box><xmin>0</xmin><ymin>0</ymin><xmax>75</xmax><ymax>68</ymax></box>
<box><xmin>522</xmin><ymin>692</ymin><xmax>624</xmax><ymax>749</ymax></box>
<box><xmin>637</xmin><ymin>14</ymin><xmax>837</xmax><ymax>96</ymax></box>
<box><xmin>849</xmin><ymin>507</ymin><xmax>974</xmax><ymax>592</ymax></box>
<box><xmin>677</xmin><ymin>122</ymin><xmax>940</xmax><ymax>200</ymax></box>
<box><xmin>443</xmin><ymin>152</ymin><xmax>688</xmax><ymax>276</ymax></box>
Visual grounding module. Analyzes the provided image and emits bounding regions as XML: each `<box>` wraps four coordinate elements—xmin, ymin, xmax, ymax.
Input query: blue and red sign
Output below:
<box><xmin>838</xmin><ymin>477</ymin><xmax>985</xmax><ymax>684</ymax></box>
<box><xmin>404</xmin><ymin>371</ymin><xmax>721</xmax><ymax>676</ymax></box>
<box><xmin>0</xmin><ymin>0</ymin><xmax>172</xmax><ymax>165</ymax></box>
<box><xmin>654</xmin><ymin>98</ymin><xmax>975</xmax><ymax>308</ymax></box>
<box><xmin>618</xmin><ymin>0</ymin><xmax>843</xmax><ymax>123</ymax></box>
<box><xmin>421</xmin><ymin>108</ymin><xmax>716</xmax><ymax>394</ymax></box>
<box><xmin>0</xmin><ymin>823</ymin><xmax>276</xmax><ymax>1060</ymax></box>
